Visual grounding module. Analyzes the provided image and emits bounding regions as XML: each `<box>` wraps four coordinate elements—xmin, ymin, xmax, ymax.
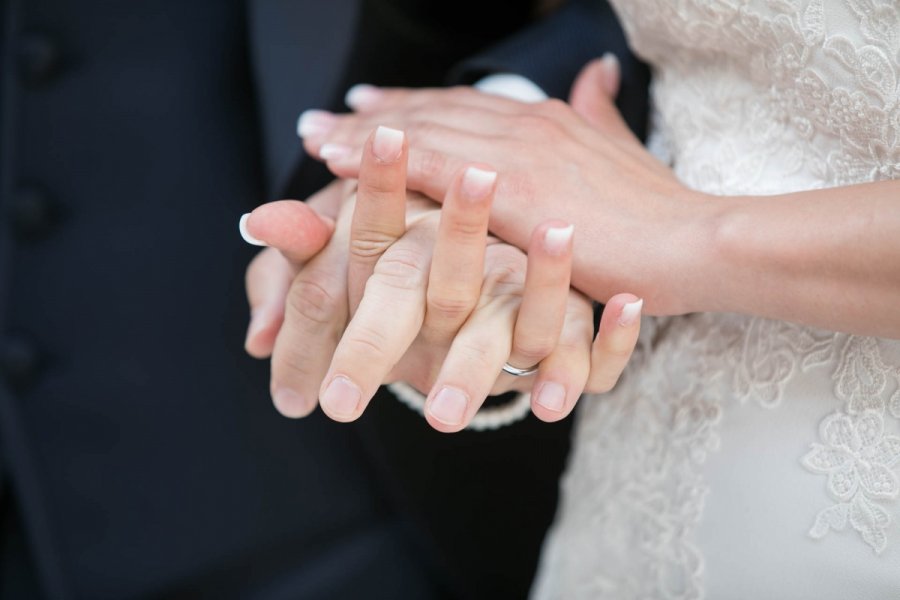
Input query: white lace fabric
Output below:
<box><xmin>532</xmin><ymin>1</ymin><xmax>900</xmax><ymax>598</ymax></box>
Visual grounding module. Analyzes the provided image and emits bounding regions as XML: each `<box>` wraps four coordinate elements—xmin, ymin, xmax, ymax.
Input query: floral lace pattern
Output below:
<box><xmin>803</xmin><ymin>410</ymin><xmax>900</xmax><ymax>553</ymax></box>
<box><xmin>532</xmin><ymin>1</ymin><xmax>900</xmax><ymax>598</ymax></box>
<box><xmin>532</xmin><ymin>317</ymin><xmax>725</xmax><ymax>600</ymax></box>
<box><xmin>801</xmin><ymin>337</ymin><xmax>900</xmax><ymax>553</ymax></box>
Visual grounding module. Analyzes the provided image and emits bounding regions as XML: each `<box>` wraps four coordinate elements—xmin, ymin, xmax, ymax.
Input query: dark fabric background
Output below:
<box><xmin>0</xmin><ymin>1</ymin><xmax>647</xmax><ymax>598</ymax></box>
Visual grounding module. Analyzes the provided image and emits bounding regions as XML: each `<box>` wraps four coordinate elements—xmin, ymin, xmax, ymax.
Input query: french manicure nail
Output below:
<box><xmin>319</xmin><ymin>143</ymin><xmax>351</xmax><ymax>161</ymax></box>
<box><xmin>461</xmin><ymin>167</ymin><xmax>497</xmax><ymax>200</ymax></box>
<box><xmin>536</xmin><ymin>381</ymin><xmax>567</xmax><ymax>412</ymax></box>
<box><xmin>618</xmin><ymin>298</ymin><xmax>643</xmax><ymax>327</ymax></box>
<box><xmin>543</xmin><ymin>224</ymin><xmax>574</xmax><ymax>256</ymax></box>
<box><xmin>599</xmin><ymin>53</ymin><xmax>621</xmax><ymax>96</ymax></box>
<box><xmin>345</xmin><ymin>84</ymin><xmax>382</xmax><ymax>109</ymax></box>
<box><xmin>372</xmin><ymin>126</ymin><xmax>404</xmax><ymax>162</ymax></box>
<box><xmin>429</xmin><ymin>386</ymin><xmax>468</xmax><ymax>426</ymax></box>
<box><xmin>600</xmin><ymin>52</ymin><xmax>620</xmax><ymax>72</ymax></box>
<box><xmin>297</xmin><ymin>109</ymin><xmax>335</xmax><ymax>138</ymax></box>
<box><xmin>321</xmin><ymin>376</ymin><xmax>362</xmax><ymax>418</ymax></box>
<box><xmin>239</xmin><ymin>213</ymin><xmax>267</xmax><ymax>246</ymax></box>
<box><xmin>272</xmin><ymin>387</ymin><xmax>309</xmax><ymax>418</ymax></box>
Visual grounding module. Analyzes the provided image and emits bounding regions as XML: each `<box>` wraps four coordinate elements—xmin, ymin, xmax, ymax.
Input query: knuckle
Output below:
<box><xmin>412</xmin><ymin>148</ymin><xmax>448</xmax><ymax>181</ymax></box>
<box><xmin>483</xmin><ymin>254</ymin><xmax>526</xmax><ymax>293</ymax></box>
<box><xmin>287</xmin><ymin>276</ymin><xmax>340</xmax><ymax>326</ymax></box>
<box><xmin>372</xmin><ymin>248</ymin><xmax>428</xmax><ymax>291</ymax></box>
<box><xmin>446</xmin><ymin>215</ymin><xmax>487</xmax><ymax>239</ymax></box>
<box><xmin>406</xmin><ymin>119</ymin><xmax>439</xmax><ymax>143</ymax></box>
<box><xmin>521</xmin><ymin>112</ymin><xmax>562</xmax><ymax>137</ymax></box>
<box><xmin>427</xmin><ymin>292</ymin><xmax>476</xmax><ymax>322</ymax></box>
<box><xmin>349</xmin><ymin>232</ymin><xmax>396</xmax><ymax>260</ymax></box>
<box><xmin>358</xmin><ymin>174</ymin><xmax>400</xmax><ymax>197</ymax></box>
<box><xmin>539</xmin><ymin>98</ymin><xmax>569</xmax><ymax>117</ymax></box>
<box><xmin>512</xmin><ymin>337</ymin><xmax>556</xmax><ymax>364</ymax></box>
<box><xmin>343</xmin><ymin>323</ymin><xmax>390</xmax><ymax>360</ymax></box>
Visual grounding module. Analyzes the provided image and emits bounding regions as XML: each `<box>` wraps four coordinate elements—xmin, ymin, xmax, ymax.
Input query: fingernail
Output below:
<box><xmin>319</xmin><ymin>143</ymin><xmax>351</xmax><ymax>161</ymax></box>
<box><xmin>618</xmin><ymin>298</ymin><xmax>643</xmax><ymax>327</ymax></box>
<box><xmin>272</xmin><ymin>387</ymin><xmax>309</xmax><ymax>418</ymax></box>
<box><xmin>543</xmin><ymin>224</ymin><xmax>574</xmax><ymax>256</ymax></box>
<box><xmin>601</xmin><ymin>52</ymin><xmax>620</xmax><ymax>72</ymax></box>
<box><xmin>321</xmin><ymin>376</ymin><xmax>361</xmax><ymax>418</ymax></box>
<box><xmin>372</xmin><ymin>126</ymin><xmax>404</xmax><ymax>162</ymax></box>
<box><xmin>239</xmin><ymin>213</ymin><xmax>267</xmax><ymax>246</ymax></box>
<box><xmin>536</xmin><ymin>381</ymin><xmax>567</xmax><ymax>412</ymax></box>
<box><xmin>297</xmin><ymin>109</ymin><xmax>335</xmax><ymax>138</ymax></box>
<box><xmin>600</xmin><ymin>53</ymin><xmax>620</xmax><ymax>96</ymax></box>
<box><xmin>429</xmin><ymin>386</ymin><xmax>468</xmax><ymax>426</ymax></box>
<box><xmin>461</xmin><ymin>167</ymin><xmax>497</xmax><ymax>200</ymax></box>
<box><xmin>345</xmin><ymin>84</ymin><xmax>382</xmax><ymax>110</ymax></box>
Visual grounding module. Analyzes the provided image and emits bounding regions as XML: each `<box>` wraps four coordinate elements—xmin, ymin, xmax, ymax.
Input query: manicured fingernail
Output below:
<box><xmin>345</xmin><ymin>84</ymin><xmax>382</xmax><ymax>109</ymax></box>
<box><xmin>461</xmin><ymin>167</ymin><xmax>497</xmax><ymax>199</ymax></box>
<box><xmin>601</xmin><ymin>52</ymin><xmax>620</xmax><ymax>73</ymax></box>
<box><xmin>321</xmin><ymin>376</ymin><xmax>361</xmax><ymax>418</ymax></box>
<box><xmin>272</xmin><ymin>387</ymin><xmax>309</xmax><ymax>418</ymax></box>
<box><xmin>429</xmin><ymin>386</ymin><xmax>468</xmax><ymax>426</ymax></box>
<box><xmin>543</xmin><ymin>224</ymin><xmax>574</xmax><ymax>256</ymax></box>
<box><xmin>372</xmin><ymin>126</ymin><xmax>404</xmax><ymax>162</ymax></box>
<box><xmin>618</xmin><ymin>298</ymin><xmax>643</xmax><ymax>327</ymax></box>
<box><xmin>600</xmin><ymin>53</ymin><xmax>620</xmax><ymax>96</ymax></box>
<box><xmin>319</xmin><ymin>143</ymin><xmax>351</xmax><ymax>161</ymax></box>
<box><xmin>239</xmin><ymin>213</ymin><xmax>267</xmax><ymax>246</ymax></box>
<box><xmin>536</xmin><ymin>381</ymin><xmax>566</xmax><ymax>412</ymax></box>
<box><xmin>297</xmin><ymin>109</ymin><xmax>335</xmax><ymax>138</ymax></box>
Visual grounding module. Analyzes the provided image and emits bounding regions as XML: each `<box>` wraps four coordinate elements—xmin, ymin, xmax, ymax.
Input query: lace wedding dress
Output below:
<box><xmin>531</xmin><ymin>1</ymin><xmax>900</xmax><ymax>598</ymax></box>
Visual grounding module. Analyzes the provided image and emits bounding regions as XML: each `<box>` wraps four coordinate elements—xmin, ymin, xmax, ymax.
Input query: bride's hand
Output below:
<box><xmin>298</xmin><ymin>59</ymin><xmax>712</xmax><ymax>317</ymax></box>
<box><xmin>243</xmin><ymin>127</ymin><xmax>642</xmax><ymax>431</ymax></box>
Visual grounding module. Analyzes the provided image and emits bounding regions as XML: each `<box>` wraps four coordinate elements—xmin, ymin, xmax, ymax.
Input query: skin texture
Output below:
<box><xmin>243</xmin><ymin>128</ymin><xmax>642</xmax><ymax>430</ymax></box>
<box><xmin>300</xmin><ymin>58</ymin><xmax>900</xmax><ymax>339</ymax></box>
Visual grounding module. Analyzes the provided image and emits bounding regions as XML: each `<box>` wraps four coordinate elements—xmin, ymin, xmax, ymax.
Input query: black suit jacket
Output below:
<box><xmin>0</xmin><ymin>1</ymin><xmax>647</xmax><ymax>598</ymax></box>
<box><xmin>2</xmin><ymin>2</ymin><xmax>444</xmax><ymax>599</ymax></box>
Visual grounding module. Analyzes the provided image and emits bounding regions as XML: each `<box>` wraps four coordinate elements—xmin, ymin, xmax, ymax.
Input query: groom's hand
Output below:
<box><xmin>243</xmin><ymin>124</ymin><xmax>643</xmax><ymax>426</ymax></box>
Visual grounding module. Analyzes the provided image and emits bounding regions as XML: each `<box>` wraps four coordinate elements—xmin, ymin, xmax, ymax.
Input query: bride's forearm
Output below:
<box><xmin>693</xmin><ymin>180</ymin><xmax>900</xmax><ymax>338</ymax></box>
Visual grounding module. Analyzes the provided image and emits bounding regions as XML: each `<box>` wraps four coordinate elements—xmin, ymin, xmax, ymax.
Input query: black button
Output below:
<box><xmin>17</xmin><ymin>33</ymin><xmax>63</xmax><ymax>87</ymax></box>
<box><xmin>9</xmin><ymin>185</ymin><xmax>61</xmax><ymax>240</ymax></box>
<box><xmin>0</xmin><ymin>334</ymin><xmax>43</xmax><ymax>392</ymax></box>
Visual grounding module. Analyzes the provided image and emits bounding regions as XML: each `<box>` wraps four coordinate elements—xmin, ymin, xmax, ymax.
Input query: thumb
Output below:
<box><xmin>239</xmin><ymin>200</ymin><xmax>335</xmax><ymax>265</ymax></box>
<box><xmin>569</xmin><ymin>54</ymin><xmax>621</xmax><ymax>127</ymax></box>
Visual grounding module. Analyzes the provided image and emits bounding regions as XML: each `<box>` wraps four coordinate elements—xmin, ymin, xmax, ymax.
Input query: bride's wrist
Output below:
<box><xmin>682</xmin><ymin>192</ymin><xmax>761</xmax><ymax>316</ymax></box>
<box><xmin>670</xmin><ymin>189</ymin><xmax>732</xmax><ymax>315</ymax></box>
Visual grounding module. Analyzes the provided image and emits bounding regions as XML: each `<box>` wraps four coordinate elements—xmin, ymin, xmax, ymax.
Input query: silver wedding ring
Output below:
<box><xmin>502</xmin><ymin>361</ymin><xmax>540</xmax><ymax>377</ymax></box>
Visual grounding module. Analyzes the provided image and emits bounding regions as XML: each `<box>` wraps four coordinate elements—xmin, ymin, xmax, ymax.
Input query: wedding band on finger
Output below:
<box><xmin>502</xmin><ymin>361</ymin><xmax>540</xmax><ymax>377</ymax></box>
